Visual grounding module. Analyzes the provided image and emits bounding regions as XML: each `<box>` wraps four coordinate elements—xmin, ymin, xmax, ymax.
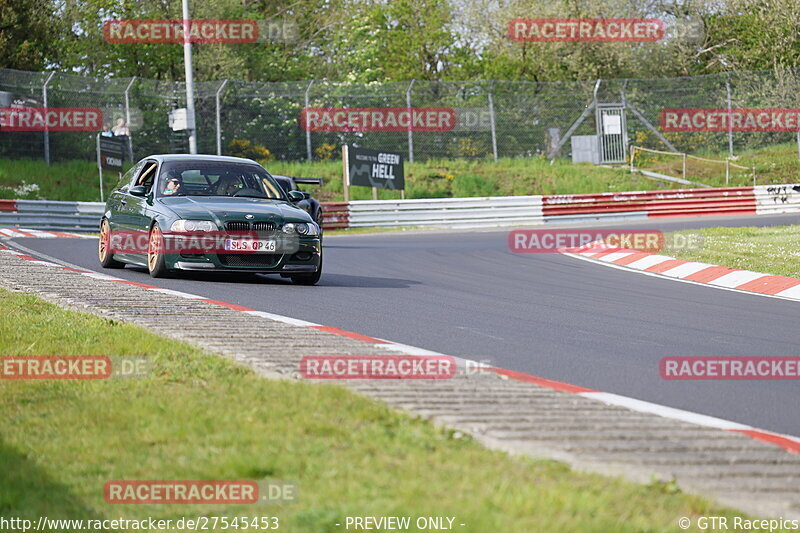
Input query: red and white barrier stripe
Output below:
<box><xmin>321</xmin><ymin>184</ymin><xmax>800</xmax><ymax>229</ymax></box>
<box><xmin>0</xmin><ymin>228</ymin><xmax>94</xmax><ymax>239</ymax></box>
<box><xmin>3</xmin><ymin>183</ymin><xmax>800</xmax><ymax>233</ymax></box>
<box><xmin>1</xmin><ymin>239</ymin><xmax>798</xmax><ymax>455</ymax></box>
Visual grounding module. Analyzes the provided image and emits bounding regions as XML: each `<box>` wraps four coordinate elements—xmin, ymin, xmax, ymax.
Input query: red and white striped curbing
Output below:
<box><xmin>1</xmin><ymin>241</ymin><xmax>799</xmax><ymax>456</ymax></box>
<box><xmin>0</xmin><ymin>228</ymin><xmax>95</xmax><ymax>239</ymax></box>
<box><xmin>562</xmin><ymin>242</ymin><xmax>800</xmax><ymax>301</ymax></box>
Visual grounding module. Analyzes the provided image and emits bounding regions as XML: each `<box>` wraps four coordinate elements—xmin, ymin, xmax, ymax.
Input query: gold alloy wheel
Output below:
<box><xmin>99</xmin><ymin>219</ymin><xmax>110</xmax><ymax>261</ymax></box>
<box><xmin>147</xmin><ymin>226</ymin><xmax>161</xmax><ymax>271</ymax></box>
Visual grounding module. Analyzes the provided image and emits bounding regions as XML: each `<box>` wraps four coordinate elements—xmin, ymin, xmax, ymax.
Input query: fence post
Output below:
<box><xmin>215</xmin><ymin>79</ymin><xmax>228</xmax><ymax>155</ymax></box>
<box><xmin>406</xmin><ymin>79</ymin><xmax>416</xmax><ymax>163</ymax></box>
<box><xmin>682</xmin><ymin>152</ymin><xmax>687</xmax><ymax>180</ymax></box>
<box><xmin>630</xmin><ymin>145</ymin><xmax>635</xmax><ymax>172</ymax></box>
<box><xmin>305</xmin><ymin>80</ymin><xmax>314</xmax><ymax>162</ymax></box>
<box><xmin>124</xmin><ymin>76</ymin><xmax>136</xmax><ymax>161</ymax></box>
<box><xmin>96</xmin><ymin>133</ymin><xmax>104</xmax><ymax>203</ymax></box>
<box><xmin>726</xmin><ymin>73</ymin><xmax>734</xmax><ymax>157</ymax></box>
<box><xmin>725</xmin><ymin>159</ymin><xmax>730</xmax><ymax>185</ymax></box>
<box><xmin>42</xmin><ymin>72</ymin><xmax>55</xmax><ymax>165</ymax></box>
<box><xmin>488</xmin><ymin>80</ymin><xmax>498</xmax><ymax>161</ymax></box>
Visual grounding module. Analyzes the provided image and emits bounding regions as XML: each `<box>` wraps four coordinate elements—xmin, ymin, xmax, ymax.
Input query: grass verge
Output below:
<box><xmin>665</xmin><ymin>225</ymin><xmax>800</xmax><ymax>278</ymax></box>
<box><xmin>9</xmin><ymin>141</ymin><xmax>800</xmax><ymax>205</ymax></box>
<box><xmin>0</xmin><ymin>288</ymin><xmax>741</xmax><ymax>532</ymax></box>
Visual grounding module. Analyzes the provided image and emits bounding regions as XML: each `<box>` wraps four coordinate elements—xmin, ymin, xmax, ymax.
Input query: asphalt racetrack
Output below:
<box><xmin>10</xmin><ymin>213</ymin><xmax>800</xmax><ymax>436</ymax></box>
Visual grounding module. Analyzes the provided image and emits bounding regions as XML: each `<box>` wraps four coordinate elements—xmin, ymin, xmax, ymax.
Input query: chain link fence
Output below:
<box><xmin>2</xmin><ymin>67</ymin><xmax>800</xmax><ymax>164</ymax></box>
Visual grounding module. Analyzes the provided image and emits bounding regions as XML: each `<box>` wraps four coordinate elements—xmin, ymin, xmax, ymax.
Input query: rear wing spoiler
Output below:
<box><xmin>289</xmin><ymin>176</ymin><xmax>323</xmax><ymax>186</ymax></box>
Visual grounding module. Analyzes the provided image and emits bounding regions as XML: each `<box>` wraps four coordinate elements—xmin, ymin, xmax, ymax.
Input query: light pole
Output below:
<box><xmin>182</xmin><ymin>0</ymin><xmax>197</xmax><ymax>154</ymax></box>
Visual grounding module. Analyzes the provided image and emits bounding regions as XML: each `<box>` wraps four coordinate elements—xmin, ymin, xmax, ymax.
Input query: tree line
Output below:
<box><xmin>3</xmin><ymin>0</ymin><xmax>800</xmax><ymax>82</ymax></box>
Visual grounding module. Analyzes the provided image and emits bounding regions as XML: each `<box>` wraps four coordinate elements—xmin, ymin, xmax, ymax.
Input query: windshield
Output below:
<box><xmin>157</xmin><ymin>161</ymin><xmax>286</xmax><ymax>200</ymax></box>
<box><xmin>274</xmin><ymin>177</ymin><xmax>293</xmax><ymax>194</ymax></box>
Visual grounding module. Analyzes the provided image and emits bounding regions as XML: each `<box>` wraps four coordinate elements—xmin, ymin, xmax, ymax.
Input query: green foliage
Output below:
<box><xmin>0</xmin><ymin>0</ymin><xmax>60</xmax><ymax>70</ymax></box>
<box><xmin>313</xmin><ymin>142</ymin><xmax>337</xmax><ymax>161</ymax></box>
<box><xmin>227</xmin><ymin>139</ymin><xmax>275</xmax><ymax>161</ymax></box>
<box><xmin>5</xmin><ymin>141</ymin><xmax>800</xmax><ymax>204</ymax></box>
<box><xmin>22</xmin><ymin>0</ymin><xmax>800</xmax><ymax>83</ymax></box>
<box><xmin>0</xmin><ymin>288</ymin><xmax>742</xmax><ymax>530</ymax></box>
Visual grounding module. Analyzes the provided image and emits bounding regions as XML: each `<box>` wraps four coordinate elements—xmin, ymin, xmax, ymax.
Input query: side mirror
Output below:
<box><xmin>301</xmin><ymin>192</ymin><xmax>311</xmax><ymax>200</ymax></box>
<box><xmin>129</xmin><ymin>185</ymin><xmax>147</xmax><ymax>197</ymax></box>
<box><xmin>287</xmin><ymin>190</ymin><xmax>304</xmax><ymax>202</ymax></box>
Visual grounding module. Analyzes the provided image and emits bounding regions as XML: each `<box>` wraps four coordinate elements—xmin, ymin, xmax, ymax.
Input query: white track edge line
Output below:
<box><xmin>5</xmin><ymin>238</ymin><xmax>800</xmax><ymax>448</ymax></box>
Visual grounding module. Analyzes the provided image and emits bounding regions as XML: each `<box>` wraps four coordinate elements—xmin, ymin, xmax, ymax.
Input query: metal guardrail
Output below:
<box><xmin>1</xmin><ymin>185</ymin><xmax>798</xmax><ymax>233</ymax></box>
<box><xmin>347</xmin><ymin>196</ymin><xmax>544</xmax><ymax>229</ymax></box>
<box><xmin>0</xmin><ymin>199</ymin><xmax>104</xmax><ymax>231</ymax></box>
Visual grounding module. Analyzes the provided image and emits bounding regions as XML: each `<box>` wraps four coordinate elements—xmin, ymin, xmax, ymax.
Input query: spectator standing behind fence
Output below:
<box><xmin>112</xmin><ymin>117</ymin><xmax>129</xmax><ymax>137</ymax></box>
<box><xmin>111</xmin><ymin>117</ymin><xmax>133</xmax><ymax>161</ymax></box>
<box><xmin>101</xmin><ymin>124</ymin><xmax>113</xmax><ymax>137</ymax></box>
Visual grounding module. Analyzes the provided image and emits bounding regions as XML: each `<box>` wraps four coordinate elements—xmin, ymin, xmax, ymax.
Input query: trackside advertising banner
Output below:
<box><xmin>99</xmin><ymin>136</ymin><xmax>125</xmax><ymax>171</ymax></box>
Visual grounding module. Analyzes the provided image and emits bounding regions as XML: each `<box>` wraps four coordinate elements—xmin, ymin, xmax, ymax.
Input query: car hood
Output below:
<box><xmin>159</xmin><ymin>196</ymin><xmax>312</xmax><ymax>225</ymax></box>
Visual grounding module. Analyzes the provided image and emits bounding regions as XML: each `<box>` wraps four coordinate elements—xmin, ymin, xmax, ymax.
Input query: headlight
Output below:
<box><xmin>282</xmin><ymin>222</ymin><xmax>319</xmax><ymax>236</ymax></box>
<box><xmin>170</xmin><ymin>220</ymin><xmax>216</xmax><ymax>232</ymax></box>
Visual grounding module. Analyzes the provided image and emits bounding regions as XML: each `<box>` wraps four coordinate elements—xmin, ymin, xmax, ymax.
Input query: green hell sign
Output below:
<box><xmin>346</xmin><ymin>146</ymin><xmax>405</xmax><ymax>191</ymax></box>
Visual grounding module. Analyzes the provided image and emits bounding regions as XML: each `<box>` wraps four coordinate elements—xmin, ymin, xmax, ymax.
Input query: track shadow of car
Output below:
<box><xmin>306</xmin><ymin>273</ymin><xmax>420</xmax><ymax>288</ymax></box>
<box><xmin>125</xmin><ymin>266</ymin><xmax>418</xmax><ymax>288</ymax></box>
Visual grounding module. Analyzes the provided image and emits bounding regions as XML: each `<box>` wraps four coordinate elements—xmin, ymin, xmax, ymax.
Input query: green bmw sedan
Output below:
<box><xmin>98</xmin><ymin>154</ymin><xmax>322</xmax><ymax>285</ymax></box>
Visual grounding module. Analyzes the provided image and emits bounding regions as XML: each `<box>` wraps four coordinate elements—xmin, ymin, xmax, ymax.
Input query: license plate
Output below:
<box><xmin>224</xmin><ymin>239</ymin><xmax>276</xmax><ymax>252</ymax></box>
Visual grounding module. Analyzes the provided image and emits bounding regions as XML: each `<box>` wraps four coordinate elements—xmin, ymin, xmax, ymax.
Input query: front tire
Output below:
<box><xmin>315</xmin><ymin>208</ymin><xmax>324</xmax><ymax>240</ymax></box>
<box><xmin>98</xmin><ymin>218</ymin><xmax>124</xmax><ymax>268</ymax></box>
<box><xmin>147</xmin><ymin>223</ymin><xmax>169</xmax><ymax>278</ymax></box>
<box><xmin>291</xmin><ymin>250</ymin><xmax>322</xmax><ymax>285</ymax></box>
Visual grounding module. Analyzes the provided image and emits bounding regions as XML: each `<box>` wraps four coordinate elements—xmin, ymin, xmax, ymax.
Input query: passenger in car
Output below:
<box><xmin>215</xmin><ymin>173</ymin><xmax>241</xmax><ymax>196</ymax></box>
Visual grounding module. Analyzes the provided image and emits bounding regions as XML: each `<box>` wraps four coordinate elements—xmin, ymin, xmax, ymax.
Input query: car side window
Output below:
<box><xmin>116</xmin><ymin>161</ymin><xmax>145</xmax><ymax>192</ymax></box>
<box><xmin>135</xmin><ymin>161</ymin><xmax>159</xmax><ymax>192</ymax></box>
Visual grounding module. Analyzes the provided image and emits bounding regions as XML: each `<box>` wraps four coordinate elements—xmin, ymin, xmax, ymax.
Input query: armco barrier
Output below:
<box><xmin>756</xmin><ymin>184</ymin><xmax>800</xmax><ymax>215</ymax></box>
<box><xmin>541</xmin><ymin>187</ymin><xmax>758</xmax><ymax>222</ymax></box>
<box><xmin>1</xmin><ymin>184</ymin><xmax>799</xmax><ymax>233</ymax></box>
<box><xmin>0</xmin><ymin>200</ymin><xmax>104</xmax><ymax>231</ymax></box>
<box><xmin>321</xmin><ymin>202</ymin><xmax>349</xmax><ymax>229</ymax></box>
<box><xmin>346</xmin><ymin>196</ymin><xmax>544</xmax><ymax>229</ymax></box>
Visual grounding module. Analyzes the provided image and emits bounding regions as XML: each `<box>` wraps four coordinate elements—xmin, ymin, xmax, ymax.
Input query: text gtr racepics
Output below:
<box><xmin>98</xmin><ymin>154</ymin><xmax>322</xmax><ymax>285</ymax></box>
